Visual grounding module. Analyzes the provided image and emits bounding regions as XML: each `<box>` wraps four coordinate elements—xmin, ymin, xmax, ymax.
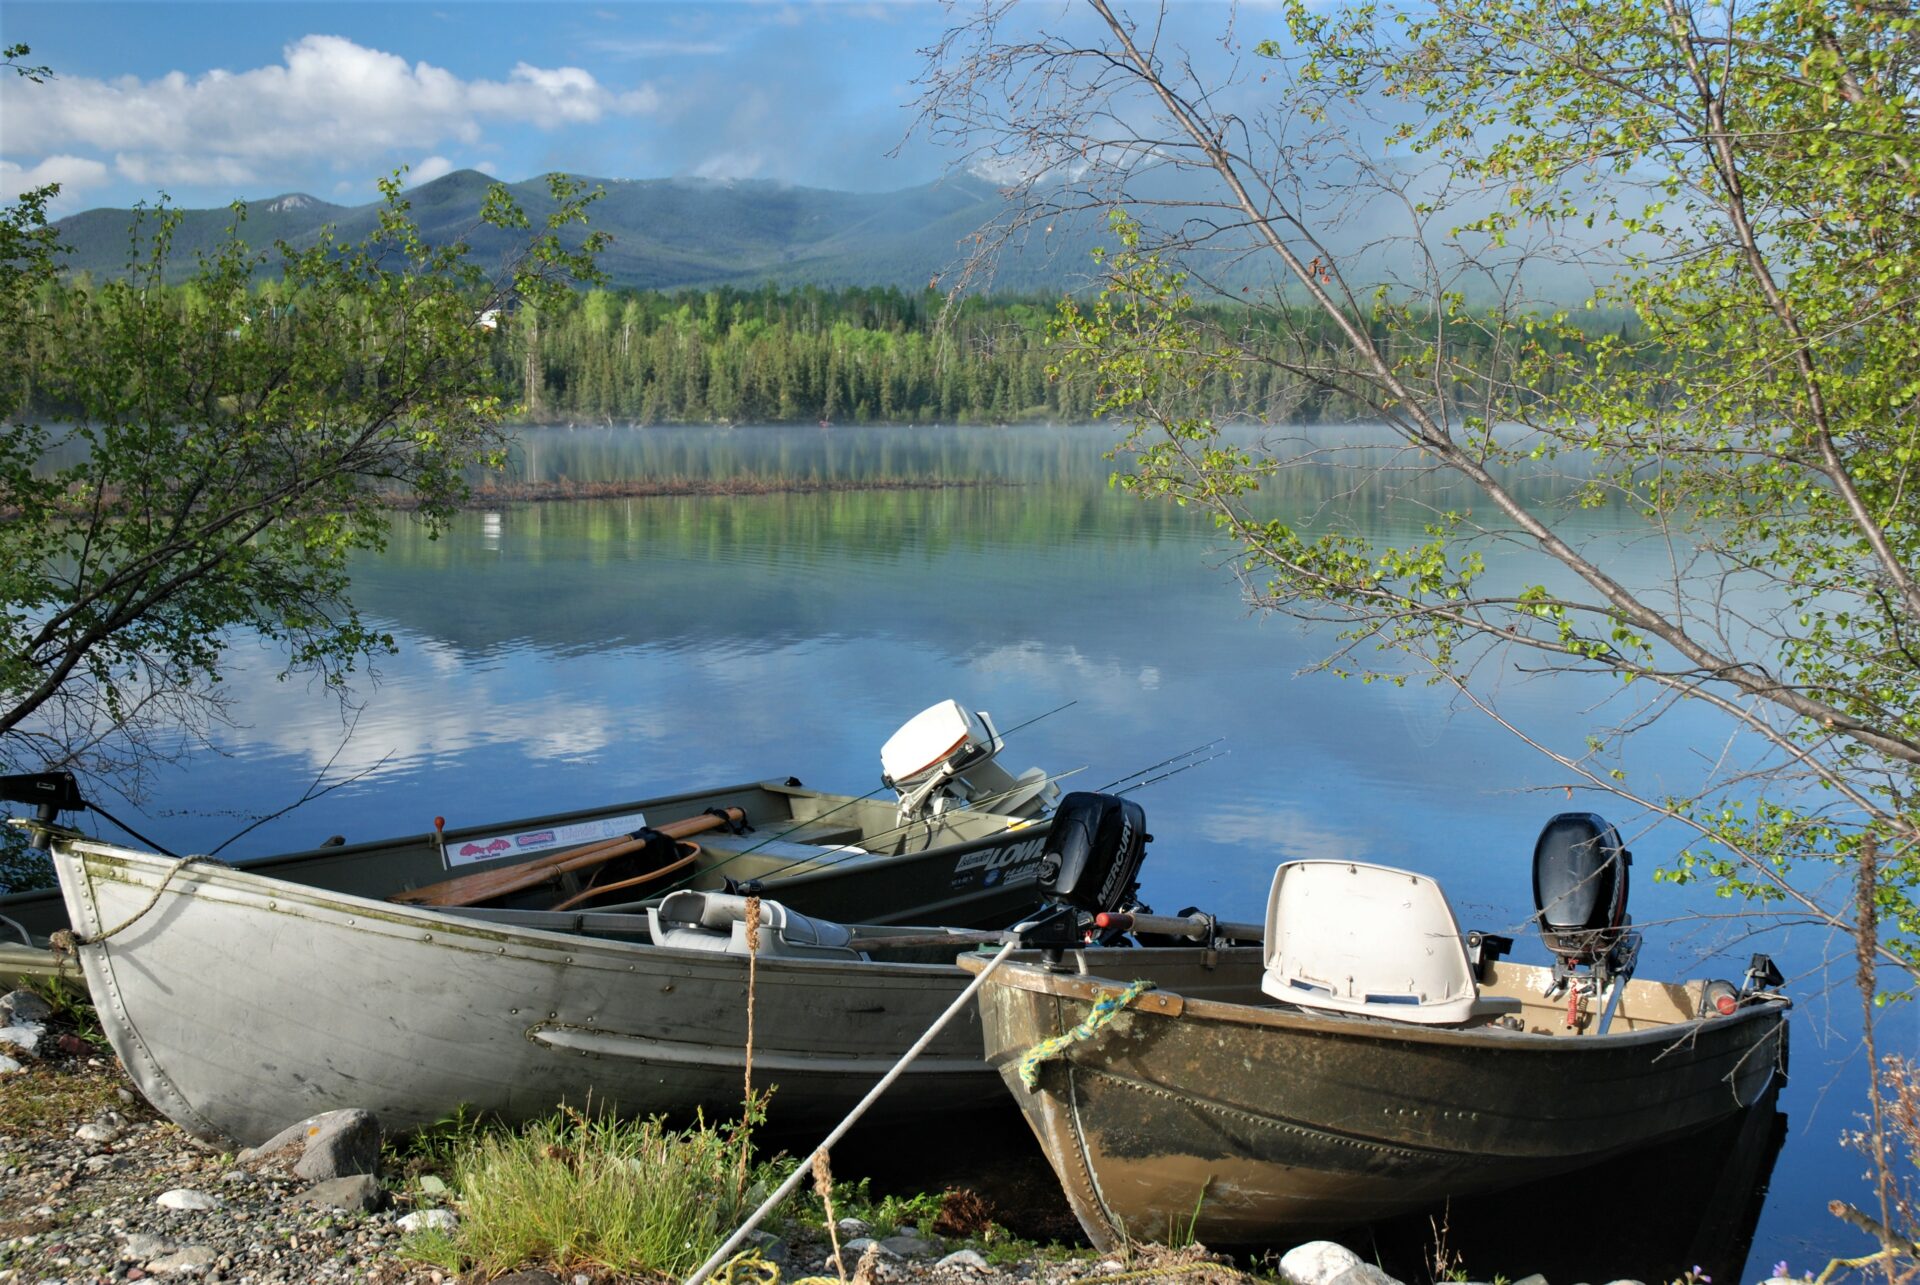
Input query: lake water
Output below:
<box><xmin>88</xmin><ymin>423</ymin><xmax>1905</xmax><ymax>1280</ymax></box>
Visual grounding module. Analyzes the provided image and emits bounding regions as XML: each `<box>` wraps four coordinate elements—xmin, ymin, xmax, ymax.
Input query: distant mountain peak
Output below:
<box><xmin>260</xmin><ymin>193</ymin><xmax>324</xmax><ymax>214</ymax></box>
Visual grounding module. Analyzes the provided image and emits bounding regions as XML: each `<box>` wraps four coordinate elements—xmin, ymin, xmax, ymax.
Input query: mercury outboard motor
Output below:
<box><xmin>1532</xmin><ymin>812</ymin><xmax>1638</xmax><ymax>1028</ymax></box>
<box><xmin>1532</xmin><ymin>812</ymin><xmax>1631</xmax><ymax>965</ymax></box>
<box><xmin>1038</xmin><ymin>791</ymin><xmax>1149</xmax><ymax>914</ymax></box>
<box><xmin>1015</xmin><ymin>791</ymin><xmax>1151</xmax><ymax>963</ymax></box>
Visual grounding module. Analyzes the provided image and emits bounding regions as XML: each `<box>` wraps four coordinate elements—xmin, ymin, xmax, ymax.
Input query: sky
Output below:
<box><xmin>0</xmin><ymin>1</ymin><xmax>1064</xmax><ymax>214</ymax></box>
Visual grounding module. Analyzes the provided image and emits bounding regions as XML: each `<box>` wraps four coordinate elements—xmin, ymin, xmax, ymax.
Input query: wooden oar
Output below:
<box><xmin>549</xmin><ymin>845</ymin><xmax>702</xmax><ymax>912</ymax></box>
<box><xmin>390</xmin><ymin>807</ymin><xmax>745</xmax><ymax>909</ymax></box>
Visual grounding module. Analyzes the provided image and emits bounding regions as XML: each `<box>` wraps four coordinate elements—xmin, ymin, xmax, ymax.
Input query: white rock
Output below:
<box><xmin>119</xmin><ymin>1232</ymin><xmax>180</xmax><ymax>1261</ymax></box>
<box><xmin>154</xmin><ymin>1189</ymin><xmax>220</xmax><ymax>1212</ymax></box>
<box><xmin>399</xmin><ymin>1208</ymin><xmax>458</xmax><ymax>1234</ymax></box>
<box><xmin>938</xmin><ymin>1249</ymin><xmax>991</xmax><ymax>1271</ymax></box>
<box><xmin>1279</xmin><ymin>1240</ymin><xmax>1403</xmax><ymax>1285</ymax></box>
<box><xmin>0</xmin><ymin>1024</ymin><xmax>41</xmax><ymax>1056</ymax></box>
<box><xmin>147</xmin><ymin>1244</ymin><xmax>217</xmax><ymax>1276</ymax></box>
<box><xmin>0</xmin><ymin>1054</ymin><xmax>21</xmax><ymax>1074</ymax></box>
<box><xmin>75</xmin><ymin>1122</ymin><xmax>120</xmax><ymax>1144</ymax></box>
<box><xmin>836</xmin><ymin>1216</ymin><xmax>872</xmax><ymax>1238</ymax></box>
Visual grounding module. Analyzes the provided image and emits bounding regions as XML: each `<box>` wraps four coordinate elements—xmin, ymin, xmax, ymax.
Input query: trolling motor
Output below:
<box><xmin>1010</xmin><ymin>791</ymin><xmax>1152</xmax><ymax>966</ymax></box>
<box><xmin>1532</xmin><ymin>812</ymin><xmax>1639</xmax><ymax>1030</ymax></box>
<box><xmin>881</xmin><ymin>700</ymin><xmax>1060</xmax><ymax>825</ymax></box>
<box><xmin>0</xmin><ymin>771</ymin><xmax>89</xmax><ymax>851</ymax></box>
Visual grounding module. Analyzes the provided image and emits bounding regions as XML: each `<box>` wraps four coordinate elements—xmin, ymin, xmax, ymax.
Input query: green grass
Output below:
<box><xmin>403</xmin><ymin>1106</ymin><xmax>782</xmax><ymax>1279</ymax></box>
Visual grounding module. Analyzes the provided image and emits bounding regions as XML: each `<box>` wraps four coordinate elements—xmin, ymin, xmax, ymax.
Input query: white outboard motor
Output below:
<box><xmin>880</xmin><ymin>700</ymin><xmax>1058</xmax><ymax>825</ymax></box>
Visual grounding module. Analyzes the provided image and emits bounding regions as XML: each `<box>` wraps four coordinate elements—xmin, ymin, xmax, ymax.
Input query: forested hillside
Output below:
<box><xmin>16</xmin><ymin>279</ymin><xmax>1628</xmax><ymax>428</ymax></box>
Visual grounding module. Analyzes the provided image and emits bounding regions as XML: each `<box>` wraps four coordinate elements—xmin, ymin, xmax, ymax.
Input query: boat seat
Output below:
<box><xmin>649</xmin><ymin>890</ymin><xmax>865</xmax><ymax>960</ymax></box>
<box><xmin>1260</xmin><ymin>859</ymin><xmax>1522</xmax><ymax>1026</ymax></box>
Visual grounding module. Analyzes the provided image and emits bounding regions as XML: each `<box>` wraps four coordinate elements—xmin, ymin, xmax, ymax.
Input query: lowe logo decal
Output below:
<box><xmin>954</xmin><ymin>835</ymin><xmax>1046</xmax><ymax>875</ymax></box>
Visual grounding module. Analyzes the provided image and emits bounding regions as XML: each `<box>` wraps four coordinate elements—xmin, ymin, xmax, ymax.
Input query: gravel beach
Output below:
<box><xmin>0</xmin><ymin>1036</ymin><xmax>1265</xmax><ymax>1285</ymax></box>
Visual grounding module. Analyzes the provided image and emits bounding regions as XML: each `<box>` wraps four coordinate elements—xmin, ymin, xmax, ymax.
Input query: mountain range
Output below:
<box><xmin>50</xmin><ymin>170</ymin><xmax>1110</xmax><ymax>294</ymax></box>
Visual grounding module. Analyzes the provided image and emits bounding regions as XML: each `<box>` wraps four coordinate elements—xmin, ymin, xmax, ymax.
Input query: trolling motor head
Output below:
<box><xmin>1012</xmin><ymin>791</ymin><xmax>1151</xmax><ymax>962</ymax></box>
<box><xmin>0</xmin><ymin>771</ymin><xmax>88</xmax><ymax>849</ymax></box>
<box><xmin>1532</xmin><ymin>812</ymin><xmax>1637</xmax><ymax>997</ymax></box>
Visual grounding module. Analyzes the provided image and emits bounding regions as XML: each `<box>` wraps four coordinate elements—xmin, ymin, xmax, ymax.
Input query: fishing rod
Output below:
<box><xmin>1116</xmin><ymin>749</ymin><xmax>1230</xmax><ymax>796</ymax></box>
<box><xmin>681</xmin><ymin>740</ymin><xmax>1231</xmax><ymax>897</ymax></box>
<box><xmin>1096</xmin><ymin>740</ymin><xmax>1224</xmax><ymax>793</ymax></box>
<box><xmin>634</xmin><ymin>738</ymin><xmax>1230</xmax><ymax>907</ymax></box>
<box><xmin>637</xmin><ymin>700</ymin><xmax>1083</xmax><ymax>898</ymax></box>
<box><xmin>627</xmin><ymin>763</ymin><xmax>1090</xmax><ymax>906</ymax></box>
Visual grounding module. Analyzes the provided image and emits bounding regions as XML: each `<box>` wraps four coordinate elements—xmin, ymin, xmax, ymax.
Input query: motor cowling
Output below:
<box><xmin>1532</xmin><ymin>812</ymin><xmax>1631</xmax><ymax>965</ymax></box>
<box><xmin>1038</xmin><ymin>791</ymin><xmax>1149</xmax><ymax>915</ymax></box>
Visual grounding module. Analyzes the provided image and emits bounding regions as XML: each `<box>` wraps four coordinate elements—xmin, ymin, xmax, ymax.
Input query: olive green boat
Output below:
<box><xmin>965</xmin><ymin>822</ymin><xmax>1790</xmax><ymax>1248</ymax></box>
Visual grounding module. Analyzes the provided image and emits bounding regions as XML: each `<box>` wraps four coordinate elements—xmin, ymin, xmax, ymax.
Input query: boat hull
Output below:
<box><xmin>58</xmin><ymin>842</ymin><xmax>1007</xmax><ymax>1146</ymax></box>
<box><xmin>969</xmin><ymin>950</ymin><xmax>1788</xmax><ymax>1249</ymax></box>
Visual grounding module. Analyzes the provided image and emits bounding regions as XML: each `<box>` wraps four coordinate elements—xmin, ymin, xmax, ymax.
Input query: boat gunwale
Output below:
<box><xmin>59</xmin><ymin>838</ymin><xmax>983</xmax><ymax>981</ymax></box>
<box><xmin>959</xmin><ymin>951</ymin><xmax>1790</xmax><ymax>1053</ymax></box>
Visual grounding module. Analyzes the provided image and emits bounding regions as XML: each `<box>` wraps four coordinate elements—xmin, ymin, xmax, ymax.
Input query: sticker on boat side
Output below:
<box><xmin>445</xmin><ymin>811</ymin><xmax>650</xmax><ymax>868</ymax></box>
<box><xmin>952</xmin><ymin>835</ymin><xmax>1046</xmax><ymax>887</ymax></box>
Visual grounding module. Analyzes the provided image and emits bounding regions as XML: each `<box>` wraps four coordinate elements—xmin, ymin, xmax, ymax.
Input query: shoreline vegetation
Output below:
<box><xmin>447</xmin><ymin>474</ymin><xmax>1019</xmax><ymax>508</ymax></box>
<box><xmin>0</xmin><ymin>476</ymin><xmax>1016</xmax><ymax>524</ymax></box>
<box><xmin>18</xmin><ymin>282</ymin><xmax>1642</xmax><ymax>432</ymax></box>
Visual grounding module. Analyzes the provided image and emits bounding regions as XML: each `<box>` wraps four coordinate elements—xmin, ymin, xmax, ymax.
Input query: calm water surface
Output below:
<box><xmin>104</xmin><ymin>424</ymin><xmax>1907</xmax><ymax>1279</ymax></box>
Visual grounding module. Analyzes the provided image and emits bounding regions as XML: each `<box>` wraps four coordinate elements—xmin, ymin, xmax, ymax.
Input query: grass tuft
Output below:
<box><xmin>418</xmin><ymin>1106</ymin><xmax>780</xmax><ymax>1279</ymax></box>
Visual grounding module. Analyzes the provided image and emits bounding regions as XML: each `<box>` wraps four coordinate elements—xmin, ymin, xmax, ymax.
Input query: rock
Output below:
<box><xmin>850</xmin><ymin>1242</ymin><xmax>893</xmax><ymax>1285</ymax></box>
<box><xmin>0</xmin><ymin>1053</ymin><xmax>22</xmax><ymax>1074</ymax></box>
<box><xmin>1278</xmin><ymin>1240</ymin><xmax>1404</xmax><ymax>1285</ymax></box>
<box><xmin>240</xmin><ymin>1108</ymin><xmax>381</xmax><ymax>1181</ymax></box>
<box><xmin>154</xmin><ymin>1189</ymin><xmax>220</xmax><ymax>1212</ymax></box>
<box><xmin>938</xmin><ymin>1249</ymin><xmax>991</xmax><ymax>1272</ymax></box>
<box><xmin>490</xmin><ymin>1273</ymin><xmax>564</xmax><ymax>1285</ymax></box>
<box><xmin>843</xmin><ymin>1237</ymin><xmax>887</xmax><ymax>1256</ymax></box>
<box><xmin>746</xmin><ymin>1228</ymin><xmax>788</xmax><ymax>1266</ymax></box>
<box><xmin>416</xmin><ymin>1174</ymin><xmax>448</xmax><ymax>1196</ymax></box>
<box><xmin>880</xmin><ymin>1233</ymin><xmax>939</xmax><ymax>1257</ymax></box>
<box><xmin>146</xmin><ymin>1244</ymin><xmax>217</xmax><ymax>1276</ymax></box>
<box><xmin>0</xmin><ymin>1024</ymin><xmax>42</xmax><ymax>1056</ymax></box>
<box><xmin>1512</xmin><ymin>1276</ymin><xmax>1548</xmax><ymax>1285</ymax></box>
<box><xmin>0</xmin><ymin>989</ymin><xmax>53</xmax><ymax>1026</ymax></box>
<box><xmin>119</xmin><ymin>1232</ymin><xmax>180</xmax><ymax>1261</ymax></box>
<box><xmin>76</xmin><ymin>1111</ymin><xmax>129</xmax><ymax>1144</ymax></box>
<box><xmin>836</xmin><ymin>1216</ymin><xmax>872</xmax><ymax>1238</ymax></box>
<box><xmin>297</xmin><ymin>1174</ymin><xmax>384</xmax><ymax>1213</ymax></box>
<box><xmin>399</xmin><ymin>1208</ymin><xmax>458</xmax><ymax>1234</ymax></box>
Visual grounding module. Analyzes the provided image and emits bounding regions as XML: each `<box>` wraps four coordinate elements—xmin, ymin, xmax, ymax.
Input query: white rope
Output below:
<box><xmin>683</xmin><ymin>939</ymin><xmax>1020</xmax><ymax>1285</ymax></box>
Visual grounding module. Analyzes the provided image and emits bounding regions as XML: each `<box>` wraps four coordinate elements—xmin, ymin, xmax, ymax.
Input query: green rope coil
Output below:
<box><xmin>1017</xmin><ymin>979</ymin><xmax>1158</xmax><ymax>1091</ymax></box>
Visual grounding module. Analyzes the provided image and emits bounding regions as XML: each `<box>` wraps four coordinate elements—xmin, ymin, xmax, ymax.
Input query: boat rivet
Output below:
<box><xmin>510</xmin><ymin>1008</ymin><xmax>519</xmax><ymax>1015</ymax></box>
<box><xmin>549</xmin><ymin>1012</ymin><xmax>558</xmax><ymax>1019</ymax></box>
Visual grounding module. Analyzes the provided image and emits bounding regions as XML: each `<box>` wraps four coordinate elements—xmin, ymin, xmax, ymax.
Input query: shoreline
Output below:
<box><xmin>0</xmin><ymin>1043</ymin><xmax>1267</xmax><ymax>1285</ymax></box>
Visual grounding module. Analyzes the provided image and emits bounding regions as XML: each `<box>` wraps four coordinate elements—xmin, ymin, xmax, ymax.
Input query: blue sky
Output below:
<box><xmin>0</xmin><ymin>2</ymin><xmax>1042</xmax><ymax>213</ymax></box>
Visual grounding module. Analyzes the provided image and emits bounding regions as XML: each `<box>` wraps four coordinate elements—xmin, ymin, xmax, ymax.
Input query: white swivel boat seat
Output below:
<box><xmin>1260</xmin><ymin>859</ymin><xmax>1521</xmax><ymax>1025</ymax></box>
<box><xmin>649</xmin><ymin>890</ymin><xmax>865</xmax><ymax>960</ymax></box>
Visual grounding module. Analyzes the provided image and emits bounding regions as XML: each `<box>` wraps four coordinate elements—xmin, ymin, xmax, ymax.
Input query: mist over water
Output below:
<box><xmin>100</xmin><ymin>423</ymin><xmax>1901</xmax><ymax>1278</ymax></box>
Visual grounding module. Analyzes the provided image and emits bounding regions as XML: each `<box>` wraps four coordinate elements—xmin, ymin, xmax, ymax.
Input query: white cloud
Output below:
<box><xmin>1</xmin><ymin>36</ymin><xmax>660</xmax><ymax>189</ymax></box>
<box><xmin>0</xmin><ymin>155</ymin><xmax>111</xmax><ymax>205</ymax></box>
<box><xmin>406</xmin><ymin>156</ymin><xmax>457</xmax><ymax>187</ymax></box>
<box><xmin>692</xmin><ymin>150</ymin><xmax>766</xmax><ymax>181</ymax></box>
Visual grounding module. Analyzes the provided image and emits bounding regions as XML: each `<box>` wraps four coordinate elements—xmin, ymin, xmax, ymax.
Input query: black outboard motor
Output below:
<box><xmin>1016</xmin><ymin>791</ymin><xmax>1151</xmax><ymax>963</ymax></box>
<box><xmin>1532</xmin><ymin>811</ymin><xmax>1638</xmax><ymax>1027</ymax></box>
<box><xmin>1038</xmin><ymin>791</ymin><xmax>1148</xmax><ymax>915</ymax></box>
<box><xmin>1532</xmin><ymin>811</ymin><xmax>1630</xmax><ymax>965</ymax></box>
